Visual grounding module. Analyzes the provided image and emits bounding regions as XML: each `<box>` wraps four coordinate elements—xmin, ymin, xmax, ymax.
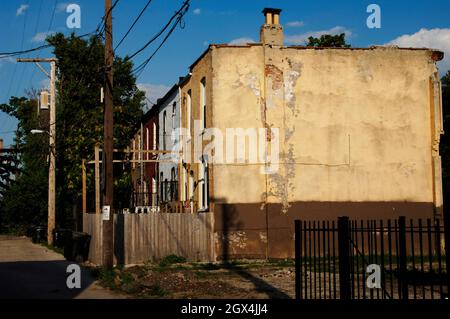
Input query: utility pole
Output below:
<box><xmin>102</xmin><ymin>0</ymin><xmax>114</xmax><ymax>269</ymax></box>
<box><xmin>17</xmin><ymin>58</ymin><xmax>57</xmax><ymax>246</ymax></box>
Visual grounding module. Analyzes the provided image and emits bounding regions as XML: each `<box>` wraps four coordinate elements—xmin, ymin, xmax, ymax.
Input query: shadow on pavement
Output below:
<box><xmin>0</xmin><ymin>260</ymin><xmax>96</xmax><ymax>299</ymax></box>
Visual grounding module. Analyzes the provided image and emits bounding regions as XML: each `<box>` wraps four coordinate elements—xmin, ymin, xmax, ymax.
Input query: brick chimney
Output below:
<box><xmin>260</xmin><ymin>8</ymin><xmax>283</xmax><ymax>46</ymax></box>
<box><xmin>0</xmin><ymin>138</ymin><xmax>3</xmax><ymax>150</ymax></box>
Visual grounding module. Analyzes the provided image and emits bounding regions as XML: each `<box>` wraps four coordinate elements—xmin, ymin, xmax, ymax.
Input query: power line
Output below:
<box><xmin>132</xmin><ymin>1</ymin><xmax>190</xmax><ymax>78</ymax></box>
<box><xmin>16</xmin><ymin>1</ymin><xmax>32</xmax><ymax>97</ymax></box>
<box><xmin>97</xmin><ymin>0</ymin><xmax>120</xmax><ymax>36</ymax></box>
<box><xmin>0</xmin><ymin>44</ymin><xmax>52</xmax><ymax>59</ymax></box>
<box><xmin>28</xmin><ymin>0</ymin><xmax>45</xmax><ymax>87</ymax></box>
<box><xmin>126</xmin><ymin>0</ymin><xmax>190</xmax><ymax>61</ymax></box>
<box><xmin>47</xmin><ymin>0</ymin><xmax>58</xmax><ymax>35</ymax></box>
<box><xmin>0</xmin><ymin>0</ymin><xmax>118</xmax><ymax>60</ymax></box>
<box><xmin>115</xmin><ymin>0</ymin><xmax>154</xmax><ymax>51</ymax></box>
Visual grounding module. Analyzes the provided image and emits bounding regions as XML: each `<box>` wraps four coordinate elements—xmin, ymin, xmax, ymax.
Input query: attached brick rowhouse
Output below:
<box><xmin>131</xmin><ymin>8</ymin><xmax>445</xmax><ymax>259</ymax></box>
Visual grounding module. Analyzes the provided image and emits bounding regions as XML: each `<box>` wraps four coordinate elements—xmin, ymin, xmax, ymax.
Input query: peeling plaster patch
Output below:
<box><xmin>266</xmin><ymin>144</ymin><xmax>297</xmax><ymax>214</ymax></box>
<box><xmin>265</xmin><ymin>64</ymin><xmax>283</xmax><ymax>90</ymax></box>
<box><xmin>285</xmin><ymin>127</ymin><xmax>295</xmax><ymax>141</ymax></box>
<box><xmin>265</xmin><ymin>64</ymin><xmax>284</xmax><ymax>109</ymax></box>
<box><xmin>233</xmin><ymin>68</ymin><xmax>261</xmax><ymax>97</ymax></box>
<box><xmin>259</xmin><ymin>231</ymin><xmax>268</xmax><ymax>244</ymax></box>
<box><xmin>398</xmin><ymin>162</ymin><xmax>416</xmax><ymax>177</ymax></box>
<box><xmin>223</xmin><ymin>231</ymin><xmax>248</xmax><ymax>251</ymax></box>
<box><xmin>284</xmin><ymin>59</ymin><xmax>302</xmax><ymax>116</ymax></box>
<box><xmin>357</xmin><ymin>62</ymin><xmax>374</xmax><ymax>82</ymax></box>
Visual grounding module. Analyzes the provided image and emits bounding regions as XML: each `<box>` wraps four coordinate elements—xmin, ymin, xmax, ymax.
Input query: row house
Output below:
<box><xmin>130</xmin><ymin>82</ymin><xmax>183</xmax><ymax>212</ymax></box>
<box><xmin>177</xmin><ymin>8</ymin><xmax>444</xmax><ymax>259</ymax></box>
<box><xmin>128</xmin><ymin>8</ymin><xmax>444</xmax><ymax>259</ymax></box>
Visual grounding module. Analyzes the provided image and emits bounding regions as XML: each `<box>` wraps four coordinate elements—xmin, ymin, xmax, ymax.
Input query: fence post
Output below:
<box><xmin>338</xmin><ymin>216</ymin><xmax>351</xmax><ymax>300</ymax></box>
<box><xmin>398</xmin><ymin>216</ymin><xmax>408</xmax><ymax>300</ymax></box>
<box><xmin>295</xmin><ymin>220</ymin><xmax>302</xmax><ymax>299</ymax></box>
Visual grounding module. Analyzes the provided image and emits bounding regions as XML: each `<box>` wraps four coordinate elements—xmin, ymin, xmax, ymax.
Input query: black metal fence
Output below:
<box><xmin>295</xmin><ymin>216</ymin><xmax>449</xmax><ymax>300</ymax></box>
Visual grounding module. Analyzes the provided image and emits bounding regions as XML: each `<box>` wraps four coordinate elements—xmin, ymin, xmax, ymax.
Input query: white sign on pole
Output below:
<box><xmin>102</xmin><ymin>205</ymin><xmax>111</xmax><ymax>221</ymax></box>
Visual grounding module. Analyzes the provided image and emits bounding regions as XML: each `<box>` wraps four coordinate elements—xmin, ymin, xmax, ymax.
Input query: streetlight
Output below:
<box><xmin>18</xmin><ymin>58</ymin><xmax>57</xmax><ymax>246</ymax></box>
<box><xmin>30</xmin><ymin>129</ymin><xmax>46</xmax><ymax>135</ymax></box>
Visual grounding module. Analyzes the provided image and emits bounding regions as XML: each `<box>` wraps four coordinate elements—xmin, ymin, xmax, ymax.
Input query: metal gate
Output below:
<box><xmin>294</xmin><ymin>216</ymin><xmax>449</xmax><ymax>300</ymax></box>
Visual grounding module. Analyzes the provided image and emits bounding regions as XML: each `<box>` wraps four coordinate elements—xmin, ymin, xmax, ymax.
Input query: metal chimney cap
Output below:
<box><xmin>262</xmin><ymin>8</ymin><xmax>282</xmax><ymax>15</ymax></box>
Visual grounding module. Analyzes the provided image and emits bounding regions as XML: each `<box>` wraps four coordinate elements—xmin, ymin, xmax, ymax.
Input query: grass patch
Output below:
<box><xmin>194</xmin><ymin>262</ymin><xmax>221</xmax><ymax>270</ymax></box>
<box><xmin>159</xmin><ymin>254</ymin><xmax>186</xmax><ymax>267</ymax></box>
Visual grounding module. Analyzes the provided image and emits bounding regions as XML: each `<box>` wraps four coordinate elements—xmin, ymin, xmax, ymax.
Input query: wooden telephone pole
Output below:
<box><xmin>102</xmin><ymin>0</ymin><xmax>114</xmax><ymax>269</ymax></box>
<box><xmin>17</xmin><ymin>58</ymin><xmax>57</xmax><ymax>245</ymax></box>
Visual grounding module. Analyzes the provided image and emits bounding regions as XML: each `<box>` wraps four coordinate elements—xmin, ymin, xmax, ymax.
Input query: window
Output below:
<box><xmin>152</xmin><ymin>176</ymin><xmax>157</xmax><ymax>205</ymax></box>
<box><xmin>198</xmin><ymin>156</ymin><xmax>209</xmax><ymax>211</ymax></box>
<box><xmin>152</xmin><ymin>122</ymin><xmax>157</xmax><ymax>150</ymax></box>
<box><xmin>171</xmin><ymin>167</ymin><xmax>176</xmax><ymax>201</ymax></box>
<box><xmin>172</xmin><ymin>102</ymin><xmax>176</xmax><ymax>130</ymax></box>
<box><xmin>186</xmin><ymin>90</ymin><xmax>192</xmax><ymax>139</ymax></box>
<box><xmin>182</xmin><ymin>168</ymin><xmax>188</xmax><ymax>202</ymax></box>
<box><xmin>152</xmin><ymin>176</ymin><xmax>156</xmax><ymax>193</ymax></box>
<box><xmin>163</xmin><ymin>111</ymin><xmax>167</xmax><ymax>150</ymax></box>
<box><xmin>200</xmin><ymin>78</ymin><xmax>206</xmax><ymax>130</ymax></box>
<box><xmin>188</xmin><ymin>171</ymin><xmax>194</xmax><ymax>201</ymax></box>
<box><xmin>146</xmin><ymin>127</ymin><xmax>149</xmax><ymax>160</ymax></box>
<box><xmin>159</xmin><ymin>172</ymin><xmax>163</xmax><ymax>202</ymax></box>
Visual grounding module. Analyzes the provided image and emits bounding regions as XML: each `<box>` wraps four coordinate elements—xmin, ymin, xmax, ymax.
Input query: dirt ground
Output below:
<box><xmin>89</xmin><ymin>259</ymin><xmax>296</xmax><ymax>299</ymax></box>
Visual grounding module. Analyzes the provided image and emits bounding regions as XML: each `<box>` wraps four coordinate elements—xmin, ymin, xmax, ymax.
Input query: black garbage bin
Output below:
<box><xmin>53</xmin><ymin>228</ymin><xmax>71</xmax><ymax>248</ymax></box>
<box><xmin>64</xmin><ymin>231</ymin><xmax>91</xmax><ymax>262</ymax></box>
<box><xmin>31</xmin><ymin>225</ymin><xmax>47</xmax><ymax>244</ymax></box>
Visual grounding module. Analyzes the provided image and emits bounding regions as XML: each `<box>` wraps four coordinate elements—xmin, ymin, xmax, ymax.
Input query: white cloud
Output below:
<box><xmin>137</xmin><ymin>83</ymin><xmax>171</xmax><ymax>112</ymax></box>
<box><xmin>40</xmin><ymin>78</ymin><xmax>50</xmax><ymax>89</ymax></box>
<box><xmin>388</xmin><ymin>28</ymin><xmax>450</xmax><ymax>74</ymax></box>
<box><xmin>0</xmin><ymin>56</ymin><xmax>16</xmax><ymax>67</ymax></box>
<box><xmin>193</xmin><ymin>8</ymin><xmax>201</xmax><ymax>15</ymax></box>
<box><xmin>56</xmin><ymin>2</ymin><xmax>70</xmax><ymax>13</ymax></box>
<box><xmin>31</xmin><ymin>31</ymin><xmax>55</xmax><ymax>43</ymax></box>
<box><xmin>286</xmin><ymin>21</ymin><xmax>305</xmax><ymax>28</ymax></box>
<box><xmin>285</xmin><ymin>26</ymin><xmax>352</xmax><ymax>45</ymax></box>
<box><xmin>228</xmin><ymin>37</ymin><xmax>255</xmax><ymax>45</ymax></box>
<box><xmin>16</xmin><ymin>4</ymin><xmax>29</xmax><ymax>16</ymax></box>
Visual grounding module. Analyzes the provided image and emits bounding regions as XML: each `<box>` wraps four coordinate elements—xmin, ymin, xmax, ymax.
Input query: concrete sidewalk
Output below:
<box><xmin>0</xmin><ymin>235</ymin><xmax>125</xmax><ymax>299</ymax></box>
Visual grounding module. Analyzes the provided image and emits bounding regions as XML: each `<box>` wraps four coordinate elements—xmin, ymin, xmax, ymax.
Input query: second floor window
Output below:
<box><xmin>200</xmin><ymin>78</ymin><xmax>206</xmax><ymax>130</ymax></box>
<box><xmin>163</xmin><ymin>111</ymin><xmax>167</xmax><ymax>150</ymax></box>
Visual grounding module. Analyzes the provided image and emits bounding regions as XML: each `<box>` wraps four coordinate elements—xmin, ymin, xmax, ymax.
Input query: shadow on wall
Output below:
<box><xmin>216</xmin><ymin>197</ymin><xmax>291</xmax><ymax>299</ymax></box>
<box><xmin>114</xmin><ymin>213</ymin><xmax>125</xmax><ymax>265</ymax></box>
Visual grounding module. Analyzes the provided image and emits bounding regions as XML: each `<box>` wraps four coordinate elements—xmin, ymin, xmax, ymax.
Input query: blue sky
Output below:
<box><xmin>1</xmin><ymin>0</ymin><xmax>450</xmax><ymax>147</ymax></box>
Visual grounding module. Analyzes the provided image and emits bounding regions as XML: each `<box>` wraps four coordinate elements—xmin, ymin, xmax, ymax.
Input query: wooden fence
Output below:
<box><xmin>83</xmin><ymin>212</ymin><xmax>215</xmax><ymax>265</ymax></box>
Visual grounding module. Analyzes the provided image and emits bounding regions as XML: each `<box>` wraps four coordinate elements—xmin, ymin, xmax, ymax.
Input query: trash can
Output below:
<box><xmin>64</xmin><ymin>231</ymin><xmax>91</xmax><ymax>262</ymax></box>
<box><xmin>31</xmin><ymin>225</ymin><xmax>47</xmax><ymax>244</ymax></box>
<box><xmin>53</xmin><ymin>228</ymin><xmax>71</xmax><ymax>248</ymax></box>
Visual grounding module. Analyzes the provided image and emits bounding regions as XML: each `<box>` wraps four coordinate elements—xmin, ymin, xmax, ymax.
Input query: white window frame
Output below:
<box><xmin>200</xmin><ymin>78</ymin><xmax>206</xmax><ymax>131</ymax></box>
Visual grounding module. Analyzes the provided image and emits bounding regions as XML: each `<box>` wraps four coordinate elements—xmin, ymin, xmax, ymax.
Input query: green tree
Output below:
<box><xmin>48</xmin><ymin>33</ymin><xmax>144</xmax><ymax>225</ymax></box>
<box><xmin>0</xmin><ymin>33</ymin><xmax>144</xmax><ymax>231</ymax></box>
<box><xmin>306</xmin><ymin>33</ymin><xmax>351</xmax><ymax>48</ymax></box>
<box><xmin>0</xmin><ymin>97</ymin><xmax>48</xmax><ymax>232</ymax></box>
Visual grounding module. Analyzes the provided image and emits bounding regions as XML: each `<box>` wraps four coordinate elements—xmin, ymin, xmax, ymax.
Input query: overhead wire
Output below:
<box><xmin>114</xmin><ymin>0</ymin><xmax>154</xmax><ymax>51</ymax></box>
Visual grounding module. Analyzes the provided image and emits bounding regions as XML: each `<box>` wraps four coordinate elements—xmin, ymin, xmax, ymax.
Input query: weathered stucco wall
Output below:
<box><xmin>208</xmin><ymin>45</ymin><xmax>443</xmax><ymax>259</ymax></box>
